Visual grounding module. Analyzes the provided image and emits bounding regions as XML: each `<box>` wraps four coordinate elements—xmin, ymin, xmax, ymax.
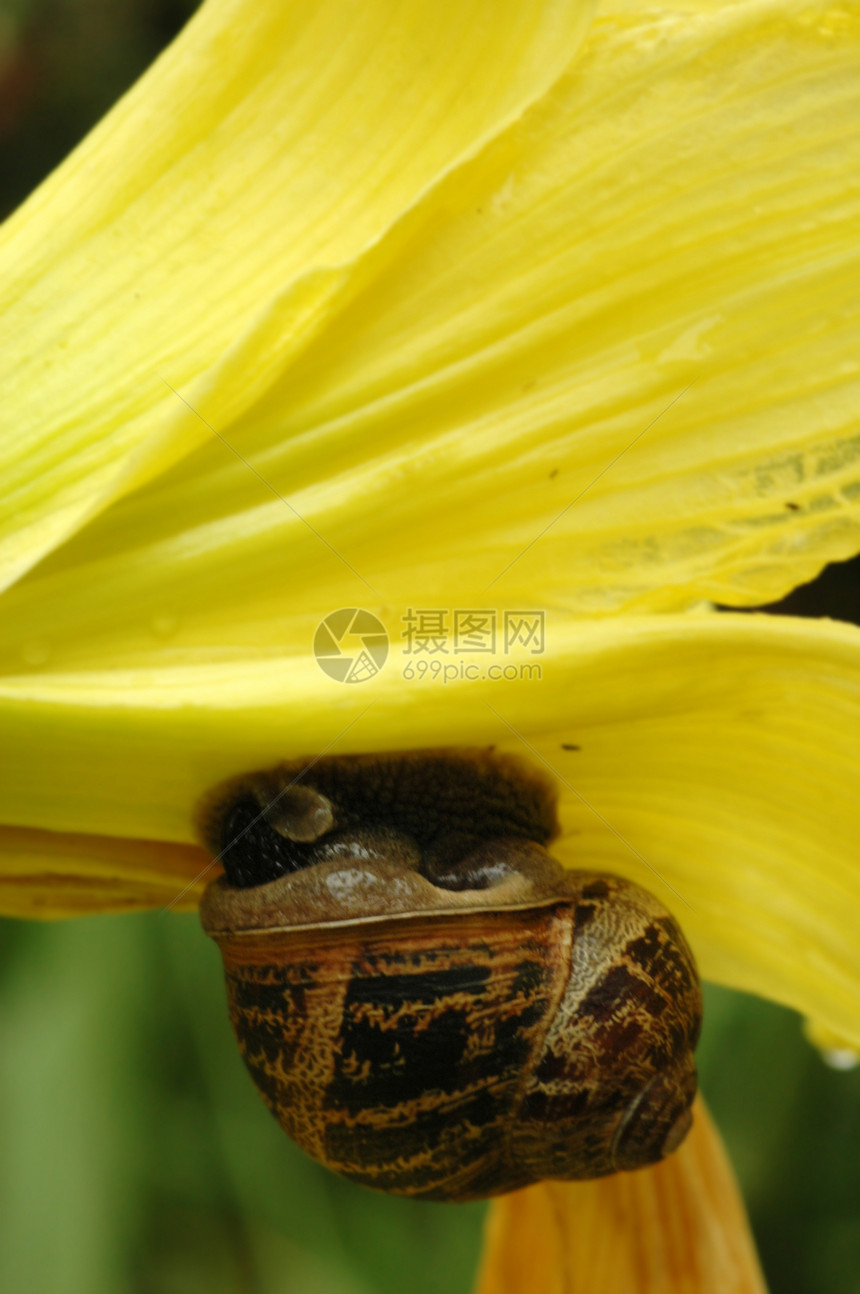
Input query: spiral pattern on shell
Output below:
<box><xmin>199</xmin><ymin>750</ymin><xmax>701</xmax><ymax>1200</ymax></box>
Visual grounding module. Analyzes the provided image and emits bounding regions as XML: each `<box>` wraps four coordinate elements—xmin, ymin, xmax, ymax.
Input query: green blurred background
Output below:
<box><xmin>1</xmin><ymin>914</ymin><xmax>859</xmax><ymax>1293</ymax></box>
<box><xmin>1</xmin><ymin>2</ymin><xmax>859</xmax><ymax>1290</ymax></box>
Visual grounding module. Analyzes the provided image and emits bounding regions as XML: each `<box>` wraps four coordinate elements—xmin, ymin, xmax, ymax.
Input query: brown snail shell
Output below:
<box><xmin>198</xmin><ymin>749</ymin><xmax>701</xmax><ymax>1202</ymax></box>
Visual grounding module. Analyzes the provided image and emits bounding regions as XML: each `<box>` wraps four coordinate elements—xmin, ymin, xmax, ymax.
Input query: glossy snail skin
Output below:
<box><xmin>199</xmin><ymin>750</ymin><xmax>701</xmax><ymax>1202</ymax></box>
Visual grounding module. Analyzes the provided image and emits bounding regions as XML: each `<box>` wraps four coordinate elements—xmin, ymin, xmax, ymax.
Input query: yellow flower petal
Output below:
<box><xmin>0</xmin><ymin>826</ymin><xmax>207</xmax><ymax>918</ymax></box>
<box><xmin>2</xmin><ymin>0</ymin><xmax>858</xmax><ymax>659</ymax></box>
<box><xmin>0</xmin><ymin>612</ymin><xmax>857</xmax><ymax>1046</ymax></box>
<box><xmin>475</xmin><ymin>1097</ymin><xmax>767</xmax><ymax>1294</ymax></box>
<box><xmin>0</xmin><ymin>0</ymin><xmax>595</xmax><ymax>592</ymax></box>
<box><xmin>1</xmin><ymin>0</ymin><xmax>856</xmax><ymax>662</ymax></box>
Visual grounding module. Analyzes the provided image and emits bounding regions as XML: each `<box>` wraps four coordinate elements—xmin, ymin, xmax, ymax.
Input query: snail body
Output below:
<box><xmin>199</xmin><ymin>750</ymin><xmax>701</xmax><ymax>1201</ymax></box>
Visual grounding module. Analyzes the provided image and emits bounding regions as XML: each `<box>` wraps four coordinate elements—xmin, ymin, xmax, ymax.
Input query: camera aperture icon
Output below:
<box><xmin>313</xmin><ymin>608</ymin><xmax>389</xmax><ymax>683</ymax></box>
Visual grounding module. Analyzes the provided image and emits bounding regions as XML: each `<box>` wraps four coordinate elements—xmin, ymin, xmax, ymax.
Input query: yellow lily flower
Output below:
<box><xmin>1</xmin><ymin>0</ymin><xmax>858</xmax><ymax>1288</ymax></box>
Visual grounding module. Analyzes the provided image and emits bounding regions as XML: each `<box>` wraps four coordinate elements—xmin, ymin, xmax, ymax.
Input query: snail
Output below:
<box><xmin>198</xmin><ymin>748</ymin><xmax>701</xmax><ymax>1202</ymax></box>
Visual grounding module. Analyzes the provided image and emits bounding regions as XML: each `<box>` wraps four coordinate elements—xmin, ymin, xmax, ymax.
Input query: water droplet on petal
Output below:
<box><xmin>151</xmin><ymin>612</ymin><xmax>179</xmax><ymax>638</ymax></box>
<box><xmin>21</xmin><ymin>639</ymin><xmax>50</xmax><ymax>666</ymax></box>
